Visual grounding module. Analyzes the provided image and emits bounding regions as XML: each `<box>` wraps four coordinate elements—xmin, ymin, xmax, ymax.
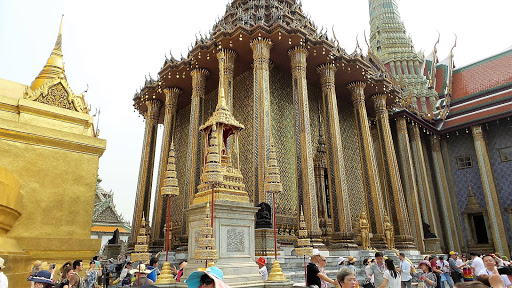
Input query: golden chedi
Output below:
<box><xmin>0</xmin><ymin>16</ymin><xmax>105</xmax><ymax>287</ymax></box>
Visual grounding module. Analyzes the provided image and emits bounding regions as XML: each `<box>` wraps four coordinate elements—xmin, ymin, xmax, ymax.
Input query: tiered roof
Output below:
<box><xmin>92</xmin><ymin>178</ymin><xmax>131</xmax><ymax>233</ymax></box>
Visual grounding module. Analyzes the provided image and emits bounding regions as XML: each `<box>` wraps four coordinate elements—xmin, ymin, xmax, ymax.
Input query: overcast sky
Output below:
<box><xmin>1</xmin><ymin>0</ymin><xmax>510</xmax><ymax>224</ymax></box>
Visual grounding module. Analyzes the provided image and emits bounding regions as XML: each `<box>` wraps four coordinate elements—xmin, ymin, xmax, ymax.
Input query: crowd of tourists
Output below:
<box><xmin>306</xmin><ymin>250</ymin><xmax>512</xmax><ymax>288</ymax></box>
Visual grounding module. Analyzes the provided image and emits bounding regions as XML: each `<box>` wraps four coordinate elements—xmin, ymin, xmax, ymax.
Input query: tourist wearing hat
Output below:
<box><xmin>338</xmin><ymin>257</ymin><xmax>346</xmax><ymax>270</ymax></box>
<box><xmin>185</xmin><ymin>266</ymin><xmax>231</xmax><ymax>288</ymax></box>
<box><xmin>256</xmin><ymin>257</ymin><xmax>268</xmax><ymax>281</ymax></box>
<box><xmin>414</xmin><ymin>261</ymin><xmax>436</xmax><ymax>288</ymax></box>
<box><xmin>130</xmin><ymin>264</ymin><xmax>154</xmax><ymax>287</ymax></box>
<box><xmin>28</xmin><ymin>270</ymin><xmax>55</xmax><ymax>288</ymax></box>
<box><xmin>0</xmin><ymin>257</ymin><xmax>7</xmax><ymax>288</ymax></box>
<box><xmin>348</xmin><ymin>256</ymin><xmax>357</xmax><ymax>274</ymax></box>
<box><xmin>307</xmin><ymin>249</ymin><xmax>336</xmax><ymax>288</ymax></box>
<box><xmin>448</xmin><ymin>252</ymin><xmax>463</xmax><ymax>283</ymax></box>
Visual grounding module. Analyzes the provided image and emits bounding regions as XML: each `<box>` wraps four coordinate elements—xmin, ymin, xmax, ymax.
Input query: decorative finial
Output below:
<box><xmin>295</xmin><ymin>206</ymin><xmax>313</xmax><ymax>256</ymax></box>
<box><xmin>195</xmin><ymin>202</ymin><xmax>218</xmax><ymax>264</ymax></box>
<box><xmin>161</xmin><ymin>141</ymin><xmax>179</xmax><ymax>196</ymax></box>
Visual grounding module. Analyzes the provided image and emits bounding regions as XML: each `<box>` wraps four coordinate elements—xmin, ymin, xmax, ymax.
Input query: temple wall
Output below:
<box><xmin>482</xmin><ymin>123</ymin><xmax>512</xmax><ymax>243</ymax></box>
<box><xmin>444</xmin><ymin>132</ymin><xmax>485</xmax><ymax>246</ymax></box>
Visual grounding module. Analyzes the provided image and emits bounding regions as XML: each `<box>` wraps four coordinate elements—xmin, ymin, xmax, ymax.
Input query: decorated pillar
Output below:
<box><xmin>250</xmin><ymin>38</ymin><xmax>272</xmax><ymax>204</ymax></box>
<box><xmin>395</xmin><ymin>117</ymin><xmax>424</xmax><ymax>252</ymax></box>
<box><xmin>372</xmin><ymin>94</ymin><xmax>414</xmax><ymax>248</ymax></box>
<box><xmin>346</xmin><ymin>82</ymin><xmax>386</xmax><ymax>246</ymax></box>
<box><xmin>130</xmin><ymin>99</ymin><xmax>163</xmax><ymax>246</ymax></box>
<box><xmin>288</xmin><ymin>46</ymin><xmax>321</xmax><ymax>237</ymax></box>
<box><xmin>217</xmin><ymin>49</ymin><xmax>236</xmax><ymax>113</ymax></box>
<box><xmin>317</xmin><ymin>63</ymin><xmax>355</xmax><ymax>248</ymax></box>
<box><xmin>430</xmin><ymin>135</ymin><xmax>460</xmax><ymax>252</ymax></box>
<box><xmin>151</xmin><ymin>88</ymin><xmax>181</xmax><ymax>247</ymax></box>
<box><xmin>182</xmin><ymin>68</ymin><xmax>210</xmax><ymax>236</ymax></box>
<box><xmin>313</xmin><ymin>114</ymin><xmax>330</xmax><ymax>238</ymax></box>
<box><xmin>471</xmin><ymin>125</ymin><xmax>510</xmax><ymax>257</ymax></box>
<box><xmin>409</xmin><ymin>124</ymin><xmax>439</xmax><ymax>235</ymax></box>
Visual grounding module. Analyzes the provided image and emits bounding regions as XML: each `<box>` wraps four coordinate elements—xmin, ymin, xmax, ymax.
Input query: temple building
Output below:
<box><xmin>0</xmin><ymin>18</ymin><xmax>106</xmax><ymax>287</ymax></box>
<box><xmin>91</xmin><ymin>177</ymin><xmax>131</xmax><ymax>250</ymax></box>
<box><xmin>130</xmin><ymin>0</ymin><xmax>511</xmax><ymax>262</ymax></box>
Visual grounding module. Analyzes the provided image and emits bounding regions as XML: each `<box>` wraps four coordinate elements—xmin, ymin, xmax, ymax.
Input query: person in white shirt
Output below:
<box><xmin>479</xmin><ymin>255</ymin><xmax>512</xmax><ymax>288</ymax></box>
<box><xmin>397</xmin><ymin>253</ymin><xmax>412</xmax><ymax>288</ymax></box>
<box><xmin>470</xmin><ymin>252</ymin><xmax>485</xmax><ymax>277</ymax></box>
<box><xmin>0</xmin><ymin>257</ymin><xmax>7</xmax><ymax>288</ymax></box>
<box><xmin>436</xmin><ymin>256</ymin><xmax>453</xmax><ymax>288</ymax></box>
<box><xmin>256</xmin><ymin>257</ymin><xmax>268</xmax><ymax>281</ymax></box>
<box><xmin>380</xmin><ymin>259</ymin><xmax>401</xmax><ymax>288</ymax></box>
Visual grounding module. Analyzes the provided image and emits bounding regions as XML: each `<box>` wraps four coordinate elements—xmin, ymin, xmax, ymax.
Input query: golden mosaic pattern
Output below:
<box><xmin>172</xmin><ymin>104</ymin><xmax>191</xmax><ymax>236</ymax></box>
<box><xmin>338</xmin><ymin>102</ymin><xmax>366</xmax><ymax>225</ymax></box>
<box><xmin>269</xmin><ymin>68</ymin><xmax>299</xmax><ymax>225</ymax></box>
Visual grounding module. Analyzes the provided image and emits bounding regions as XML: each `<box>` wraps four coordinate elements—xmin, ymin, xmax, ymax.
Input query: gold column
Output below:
<box><xmin>217</xmin><ymin>49</ymin><xmax>236</xmax><ymax>113</ymax></box>
<box><xmin>346</xmin><ymin>82</ymin><xmax>386</xmax><ymax>246</ymax></box>
<box><xmin>317</xmin><ymin>63</ymin><xmax>355</xmax><ymax>248</ymax></box>
<box><xmin>395</xmin><ymin>117</ymin><xmax>424</xmax><ymax>252</ymax></box>
<box><xmin>372</xmin><ymin>94</ymin><xmax>414</xmax><ymax>248</ymax></box>
<box><xmin>250</xmin><ymin>38</ymin><xmax>272</xmax><ymax>204</ymax></box>
<box><xmin>151</xmin><ymin>88</ymin><xmax>181</xmax><ymax>248</ymax></box>
<box><xmin>409</xmin><ymin>124</ymin><xmax>439</xmax><ymax>235</ymax></box>
<box><xmin>430</xmin><ymin>135</ymin><xmax>460</xmax><ymax>252</ymax></box>
<box><xmin>130</xmin><ymin>99</ymin><xmax>163</xmax><ymax>246</ymax></box>
<box><xmin>182</xmin><ymin>68</ymin><xmax>210</xmax><ymax>235</ymax></box>
<box><xmin>288</xmin><ymin>46</ymin><xmax>321</xmax><ymax>237</ymax></box>
<box><xmin>471</xmin><ymin>125</ymin><xmax>510</xmax><ymax>257</ymax></box>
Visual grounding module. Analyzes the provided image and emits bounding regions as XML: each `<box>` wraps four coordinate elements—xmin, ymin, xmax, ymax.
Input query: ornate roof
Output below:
<box><xmin>134</xmin><ymin>0</ymin><xmax>401</xmax><ymax>120</ymax></box>
<box><xmin>93</xmin><ymin>178</ymin><xmax>130</xmax><ymax>231</ymax></box>
<box><xmin>23</xmin><ymin>16</ymin><xmax>90</xmax><ymax>115</ymax></box>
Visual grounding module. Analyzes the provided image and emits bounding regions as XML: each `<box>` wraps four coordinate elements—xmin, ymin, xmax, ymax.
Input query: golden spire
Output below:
<box><xmin>264</xmin><ymin>137</ymin><xmax>283</xmax><ymax>195</ymax></box>
<box><xmin>30</xmin><ymin>15</ymin><xmax>66</xmax><ymax>91</ymax></box>
<box><xmin>195</xmin><ymin>202</ymin><xmax>218</xmax><ymax>266</ymax></box>
<box><xmin>160</xmin><ymin>141</ymin><xmax>179</xmax><ymax>196</ymax></box>
<box><xmin>131</xmin><ymin>215</ymin><xmax>150</xmax><ymax>262</ymax></box>
<box><xmin>295</xmin><ymin>206</ymin><xmax>313</xmax><ymax>256</ymax></box>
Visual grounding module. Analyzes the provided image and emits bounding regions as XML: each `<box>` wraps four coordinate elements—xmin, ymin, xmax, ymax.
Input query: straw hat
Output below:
<box><xmin>0</xmin><ymin>257</ymin><xmax>5</xmax><ymax>269</ymax></box>
<box><xmin>348</xmin><ymin>256</ymin><xmax>357</xmax><ymax>264</ymax></box>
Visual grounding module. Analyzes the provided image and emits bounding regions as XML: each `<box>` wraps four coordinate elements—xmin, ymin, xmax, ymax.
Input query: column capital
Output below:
<box><xmin>347</xmin><ymin>81</ymin><xmax>366</xmax><ymax>104</ymax></box>
<box><xmin>316</xmin><ymin>63</ymin><xmax>337</xmax><ymax>85</ymax></box>
<box><xmin>163</xmin><ymin>87</ymin><xmax>181</xmax><ymax>108</ymax></box>
<box><xmin>217</xmin><ymin>49</ymin><xmax>237</xmax><ymax>71</ymax></box>
<box><xmin>250</xmin><ymin>38</ymin><xmax>272</xmax><ymax>60</ymax></box>
<box><xmin>430</xmin><ymin>135</ymin><xmax>441</xmax><ymax>152</ymax></box>
<box><xmin>145</xmin><ymin>99</ymin><xmax>163</xmax><ymax>121</ymax></box>
<box><xmin>190</xmin><ymin>68</ymin><xmax>210</xmax><ymax>78</ymax></box>
<box><xmin>191</xmin><ymin>68</ymin><xmax>210</xmax><ymax>99</ymax></box>
<box><xmin>471</xmin><ymin>125</ymin><xmax>484</xmax><ymax>139</ymax></box>
<box><xmin>396</xmin><ymin>117</ymin><xmax>407</xmax><ymax>133</ymax></box>
<box><xmin>288</xmin><ymin>46</ymin><xmax>308</xmax><ymax>72</ymax></box>
<box><xmin>372</xmin><ymin>93</ymin><xmax>388</xmax><ymax>115</ymax></box>
<box><xmin>409</xmin><ymin>123</ymin><xmax>421</xmax><ymax>140</ymax></box>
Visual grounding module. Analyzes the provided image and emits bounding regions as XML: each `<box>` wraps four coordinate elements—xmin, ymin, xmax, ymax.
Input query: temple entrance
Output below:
<box><xmin>471</xmin><ymin>213</ymin><xmax>489</xmax><ymax>244</ymax></box>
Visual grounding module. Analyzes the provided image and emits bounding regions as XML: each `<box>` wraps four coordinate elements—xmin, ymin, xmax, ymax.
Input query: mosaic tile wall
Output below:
<box><xmin>338</xmin><ymin>102</ymin><xmax>366</xmax><ymax>226</ymax></box>
<box><xmin>171</xmin><ymin>104</ymin><xmax>191</xmax><ymax>235</ymax></box>
<box><xmin>481</xmin><ymin>122</ymin><xmax>512</xmax><ymax>243</ymax></box>
<box><xmin>445</xmin><ymin>132</ymin><xmax>485</xmax><ymax>246</ymax></box>
<box><xmin>270</xmin><ymin>68</ymin><xmax>299</xmax><ymax>224</ymax></box>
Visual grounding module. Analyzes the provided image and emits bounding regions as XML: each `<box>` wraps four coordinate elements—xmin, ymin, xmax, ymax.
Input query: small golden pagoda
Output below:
<box><xmin>295</xmin><ymin>207</ymin><xmax>313</xmax><ymax>257</ymax></box>
<box><xmin>156</xmin><ymin>142</ymin><xmax>179</xmax><ymax>284</ymax></box>
<box><xmin>131</xmin><ymin>216</ymin><xmax>150</xmax><ymax>263</ymax></box>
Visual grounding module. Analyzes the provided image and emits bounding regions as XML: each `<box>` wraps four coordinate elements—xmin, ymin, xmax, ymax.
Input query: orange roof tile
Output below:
<box><xmin>91</xmin><ymin>226</ymin><xmax>128</xmax><ymax>233</ymax></box>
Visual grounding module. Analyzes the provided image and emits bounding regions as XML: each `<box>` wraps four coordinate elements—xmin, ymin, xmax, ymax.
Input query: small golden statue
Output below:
<box><xmin>359</xmin><ymin>211</ymin><xmax>370</xmax><ymax>250</ymax></box>
<box><xmin>384</xmin><ymin>215</ymin><xmax>394</xmax><ymax>249</ymax></box>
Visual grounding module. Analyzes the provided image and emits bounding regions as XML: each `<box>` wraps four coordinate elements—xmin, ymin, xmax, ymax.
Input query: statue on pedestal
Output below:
<box><xmin>360</xmin><ymin>211</ymin><xmax>370</xmax><ymax>250</ymax></box>
<box><xmin>255</xmin><ymin>202</ymin><xmax>272</xmax><ymax>229</ymax></box>
<box><xmin>384</xmin><ymin>215</ymin><xmax>394</xmax><ymax>249</ymax></box>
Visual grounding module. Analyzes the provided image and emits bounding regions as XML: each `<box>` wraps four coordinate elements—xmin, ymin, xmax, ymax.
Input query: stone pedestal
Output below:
<box><xmin>255</xmin><ymin>229</ymin><xmax>280</xmax><ymax>257</ymax></box>
<box><xmin>103</xmin><ymin>244</ymin><xmax>122</xmax><ymax>259</ymax></box>
<box><xmin>423</xmin><ymin>238</ymin><xmax>442</xmax><ymax>254</ymax></box>
<box><xmin>183</xmin><ymin>200</ymin><xmax>264</xmax><ymax>287</ymax></box>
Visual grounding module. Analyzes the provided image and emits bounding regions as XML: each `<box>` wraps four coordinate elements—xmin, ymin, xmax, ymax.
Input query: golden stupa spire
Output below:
<box><xmin>295</xmin><ymin>206</ymin><xmax>313</xmax><ymax>256</ymax></box>
<box><xmin>160</xmin><ymin>141</ymin><xmax>179</xmax><ymax>196</ymax></box>
<box><xmin>264</xmin><ymin>137</ymin><xmax>284</xmax><ymax>195</ymax></box>
<box><xmin>30</xmin><ymin>15</ymin><xmax>66</xmax><ymax>91</ymax></box>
